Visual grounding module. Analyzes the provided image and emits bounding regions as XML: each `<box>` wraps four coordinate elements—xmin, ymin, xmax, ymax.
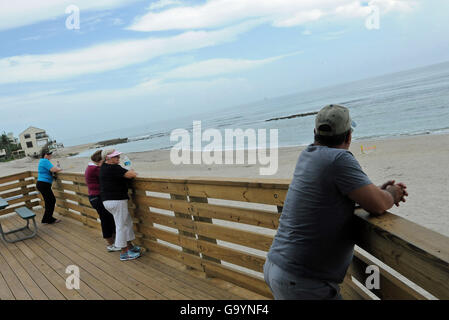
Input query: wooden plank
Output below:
<box><xmin>0</xmin><ymin>272</ymin><xmax>15</xmax><ymax>300</ymax></box>
<box><xmin>53</xmin><ymin>216</ymin><xmax>241</xmax><ymax>300</ymax></box>
<box><xmin>53</xmin><ymin>189</ymin><xmax>92</xmax><ymax>207</ymax></box>
<box><xmin>202</xmin><ymin>260</ymin><xmax>273</xmax><ymax>299</ymax></box>
<box><xmin>0</xmin><ymin>235</ymin><xmax>48</xmax><ymax>300</ymax></box>
<box><xmin>0</xmin><ymin>201</ymin><xmax>41</xmax><ymax>216</ymax></box>
<box><xmin>31</xmin><ymin>235</ymin><xmax>121</xmax><ymax>300</ymax></box>
<box><xmin>55</xmin><ymin>205</ymin><xmax>87</xmax><ymax>224</ymax></box>
<box><xmin>52</xmin><ymin>220</ymin><xmax>204</xmax><ymax>300</ymax></box>
<box><xmin>0</xmin><ymin>172</ymin><xmax>30</xmax><ymax>185</ymax></box>
<box><xmin>35</xmin><ymin>221</ymin><xmax>149</xmax><ymax>300</ymax></box>
<box><xmin>0</xmin><ymin>180</ymin><xmax>35</xmax><ymax>193</ymax></box>
<box><xmin>57</xmin><ymin>182</ymin><xmax>89</xmax><ymax>196</ymax></box>
<box><xmin>354</xmin><ymin>210</ymin><xmax>449</xmax><ymax>299</ymax></box>
<box><xmin>0</xmin><ymin>249</ymin><xmax>32</xmax><ymax>299</ymax></box>
<box><xmin>2</xmin><ymin>222</ymin><xmax>85</xmax><ymax>300</ymax></box>
<box><xmin>142</xmin><ymin>239</ymin><xmax>204</xmax><ymax>272</ymax></box>
<box><xmin>37</xmin><ymin>220</ymin><xmax>167</xmax><ymax>300</ymax></box>
<box><xmin>140</xmin><ymin>211</ymin><xmax>273</xmax><ymax>252</ymax></box>
<box><xmin>196</xmin><ymin>239</ymin><xmax>265</xmax><ymax>272</ymax></box>
<box><xmin>134</xmin><ymin>194</ymin><xmax>280</xmax><ymax>229</ymax></box>
<box><xmin>5</xmin><ymin>217</ymin><xmax>102</xmax><ymax>300</ymax></box>
<box><xmin>133</xmin><ymin>176</ymin><xmax>290</xmax><ymax>188</ymax></box>
<box><xmin>139</xmin><ymin>225</ymin><xmax>264</xmax><ymax>273</ymax></box>
<box><xmin>0</xmin><ymin>186</ymin><xmax>36</xmax><ymax>200</ymax></box>
<box><xmin>348</xmin><ymin>249</ymin><xmax>428</xmax><ymax>300</ymax></box>
<box><xmin>54</xmin><ymin>208</ymin><xmax>259</xmax><ymax>299</ymax></box>
<box><xmin>54</xmin><ymin>196</ymin><xmax>98</xmax><ymax>219</ymax></box>
<box><xmin>133</xmin><ymin>180</ymin><xmax>188</xmax><ymax>196</ymax></box>
<box><xmin>340</xmin><ymin>276</ymin><xmax>372</xmax><ymax>300</ymax></box>
<box><xmin>55</xmin><ymin>173</ymin><xmax>86</xmax><ymax>184</ymax></box>
<box><xmin>195</xmin><ymin>221</ymin><xmax>273</xmax><ymax>252</ymax></box>
<box><xmin>186</xmin><ymin>183</ymin><xmax>286</xmax><ymax>206</ymax></box>
<box><xmin>2</xmin><ymin>217</ymin><xmax>62</xmax><ymax>302</ymax></box>
<box><xmin>4</xmin><ymin>194</ymin><xmax>39</xmax><ymax>206</ymax></box>
<box><xmin>191</xmin><ymin>201</ymin><xmax>280</xmax><ymax>230</ymax></box>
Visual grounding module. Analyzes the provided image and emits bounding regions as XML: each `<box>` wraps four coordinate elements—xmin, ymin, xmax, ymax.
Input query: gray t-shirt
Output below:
<box><xmin>267</xmin><ymin>144</ymin><xmax>372</xmax><ymax>283</ymax></box>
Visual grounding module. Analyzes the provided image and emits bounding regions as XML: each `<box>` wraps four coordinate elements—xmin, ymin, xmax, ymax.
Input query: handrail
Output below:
<box><xmin>2</xmin><ymin>171</ymin><xmax>448</xmax><ymax>300</ymax></box>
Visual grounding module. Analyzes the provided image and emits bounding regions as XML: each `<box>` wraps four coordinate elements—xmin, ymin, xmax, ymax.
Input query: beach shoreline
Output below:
<box><xmin>1</xmin><ymin>132</ymin><xmax>448</xmax><ymax>237</ymax></box>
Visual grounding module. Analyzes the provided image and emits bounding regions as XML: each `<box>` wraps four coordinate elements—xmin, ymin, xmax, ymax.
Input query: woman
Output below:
<box><xmin>36</xmin><ymin>149</ymin><xmax>62</xmax><ymax>224</ymax></box>
<box><xmin>85</xmin><ymin>150</ymin><xmax>120</xmax><ymax>252</ymax></box>
<box><xmin>99</xmin><ymin>149</ymin><xmax>141</xmax><ymax>261</ymax></box>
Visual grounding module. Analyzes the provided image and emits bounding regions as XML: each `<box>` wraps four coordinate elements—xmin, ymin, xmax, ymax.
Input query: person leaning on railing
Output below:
<box><xmin>36</xmin><ymin>149</ymin><xmax>62</xmax><ymax>224</ymax></box>
<box><xmin>99</xmin><ymin>149</ymin><xmax>142</xmax><ymax>261</ymax></box>
<box><xmin>85</xmin><ymin>150</ymin><xmax>120</xmax><ymax>252</ymax></box>
<box><xmin>264</xmin><ymin>104</ymin><xmax>408</xmax><ymax>300</ymax></box>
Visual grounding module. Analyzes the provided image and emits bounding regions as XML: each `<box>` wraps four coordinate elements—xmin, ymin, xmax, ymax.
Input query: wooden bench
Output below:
<box><xmin>0</xmin><ymin>206</ymin><xmax>38</xmax><ymax>243</ymax></box>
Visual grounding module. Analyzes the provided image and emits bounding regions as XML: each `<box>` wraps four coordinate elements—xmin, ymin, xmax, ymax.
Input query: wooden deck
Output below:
<box><xmin>0</xmin><ymin>209</ymin><xmax>267</xmax><ymax>300</ymax></box>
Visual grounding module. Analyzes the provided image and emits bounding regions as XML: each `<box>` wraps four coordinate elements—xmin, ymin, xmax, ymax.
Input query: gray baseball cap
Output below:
<box><xmin>315</xmin><ymin>104</ymin><xmax>356</xmax><ymax>136</ymax></box>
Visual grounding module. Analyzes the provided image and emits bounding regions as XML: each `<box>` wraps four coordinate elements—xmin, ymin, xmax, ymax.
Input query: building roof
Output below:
<box><xmin>19</xmin><ymin>126</ymin><xmax>46</xmax><ymax>135</ymax></box>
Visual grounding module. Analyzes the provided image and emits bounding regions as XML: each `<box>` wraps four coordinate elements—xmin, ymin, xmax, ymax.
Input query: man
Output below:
<box><xmin>264</xmin><ymin>104</ymin><xmax>407</xmax><ymax>300</ymax></box>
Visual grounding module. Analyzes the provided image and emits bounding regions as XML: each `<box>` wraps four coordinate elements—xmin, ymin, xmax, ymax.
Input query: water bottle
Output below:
<box><xmin>123</xmin><ymin>155</ymin><xmax>132</xmax><ymax>169</ymax></box>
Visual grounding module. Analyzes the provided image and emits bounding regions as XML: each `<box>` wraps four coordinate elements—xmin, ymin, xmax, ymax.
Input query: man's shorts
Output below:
<box><xmin>263</xmin><ymin>258</ymin><xmax>342</xmax><ymax>300</ymax></box>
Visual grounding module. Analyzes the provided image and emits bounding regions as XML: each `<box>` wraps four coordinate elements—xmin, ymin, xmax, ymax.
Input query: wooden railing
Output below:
<box><xmin>0</xmin><ymin>172</ymin><xmax>41</xmax><ymax>216</ymax></box>
<box><xmin>2</xmin><ymin>171</ymin><xmax>449</xmax><ymax>300</ymax></box>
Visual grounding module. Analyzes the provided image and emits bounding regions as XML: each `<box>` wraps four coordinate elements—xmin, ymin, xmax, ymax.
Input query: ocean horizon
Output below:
<box><xmin>71</xmin><ymin>60</ymin><xmax>449</xmax><ymax>158</ymax></box>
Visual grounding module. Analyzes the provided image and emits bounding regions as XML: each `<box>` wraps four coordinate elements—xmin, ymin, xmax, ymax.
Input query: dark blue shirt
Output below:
<box><xmin>267</xmin><ymin>145</ymin><xmax>372</xmax><ymax>283</ymax></box>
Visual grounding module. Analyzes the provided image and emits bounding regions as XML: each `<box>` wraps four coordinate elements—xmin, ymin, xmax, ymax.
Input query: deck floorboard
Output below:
<box><xmin>0</xmin><ymin>210</ymin><xmax>262</xmax><ymax>300</ymax></box>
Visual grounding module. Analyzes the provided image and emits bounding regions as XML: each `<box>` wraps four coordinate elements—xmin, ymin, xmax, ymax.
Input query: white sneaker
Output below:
<box><xmin>107</xmin><ymin>245</ymin><xmax>122</xmax><ymax>252</ymax></box>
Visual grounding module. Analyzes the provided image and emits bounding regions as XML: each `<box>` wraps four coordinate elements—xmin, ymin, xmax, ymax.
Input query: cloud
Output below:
<box><xmin>128</xmin><ymin>0</ymin><xmax>416</xmax><ymax>32</ymax></box>
<box><xmin>0</xmin><ymin>20</ymin><xmax>259</xmax><ymax>84</ymax></box>
<box><xmin>0</xmin><ymin>0</ymin><xmax>142</xmax><ymax>31</ymax></box>
<box><xmin>138</xmin><ymin>51</ymin><xmax>303</xmax><ymax>85</ymax></box>
<box><xmin>148</xmin><ymin>0</ymin><xmax>183</xmax><ymax>10</ymax></box>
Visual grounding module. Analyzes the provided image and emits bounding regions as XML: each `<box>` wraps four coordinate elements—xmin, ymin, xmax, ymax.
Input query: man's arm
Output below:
<box><xmin>348</xmin><ymin>183</ymin><xmax>406</xmax><ymax>216</ymax></box>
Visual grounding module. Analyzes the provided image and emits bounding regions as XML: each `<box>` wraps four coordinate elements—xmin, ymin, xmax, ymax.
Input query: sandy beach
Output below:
<box><xmin>1</xmin><ymin>133</ymin><xmax>448</xmax><ymax>237</ymax></box>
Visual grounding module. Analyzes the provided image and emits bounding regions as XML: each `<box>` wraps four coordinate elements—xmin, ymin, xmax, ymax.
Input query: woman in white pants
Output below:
<box><xmin>99</xmin><ymin>149</ymin><xmax>141</xmax><ymax>261</ymax></box>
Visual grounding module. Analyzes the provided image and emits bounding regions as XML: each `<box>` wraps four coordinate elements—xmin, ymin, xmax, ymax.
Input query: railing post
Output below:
<box><xmin>19</xmin><ymin>177</ymin><xmax>32</xmax><ymax>209</ymax></box>
<box><xmin>170</xmin><ymin>193</ymin><xmax>201</xmax><ymax>270</ymax></box>
<box><xmin>52</xmin><ymin>174</ymin><xmax>67</xmax><ymax>217</ymax></box>
<box><xmin>128</xmin><ymin>186</ymin><xmax>144</xmax><ymax>246</ymax></box>
<box><xmin>189</xmin><ymin>195</ymin><xmax>221</xmax><ymax>269</ymax></box>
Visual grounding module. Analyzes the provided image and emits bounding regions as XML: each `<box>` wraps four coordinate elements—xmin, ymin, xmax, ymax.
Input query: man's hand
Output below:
<box><xmin>380</xmin><ymin>180</ymin><xmax>395</xmax><ymax>190</ymax></box>
<box><xmin>385</xmin><ymin>183</ymin><xmax>408</xmax><ymax>207</ymax></box>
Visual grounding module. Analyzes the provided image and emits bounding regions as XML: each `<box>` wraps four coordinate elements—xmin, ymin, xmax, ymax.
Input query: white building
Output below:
<box><xmin>19</xmin><ymin>127</ymin><xmax>50</xmax><ymax>157</ymax></box>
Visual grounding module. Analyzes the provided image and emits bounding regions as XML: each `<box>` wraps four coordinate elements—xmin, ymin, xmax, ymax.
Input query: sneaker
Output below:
<box><xmin>120</xmin><ymin>250</ymin><xmax>141</xmax><ymax>261</ymax></box>
<box><xmin>129</xmin><ymin>245</ymin><xmax>141</xmax><ymax>253</ymax></box>
<box><xmin>107</xmin><ymin>245</ymin><xmax>122</xmax><ymax>252</ymax></box>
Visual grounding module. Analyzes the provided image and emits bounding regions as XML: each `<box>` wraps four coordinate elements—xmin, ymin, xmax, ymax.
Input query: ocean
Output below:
<box><xmin>73</xmin><ymin>60</ymin><xmax>449</xmax><ymax>158</ymax></box>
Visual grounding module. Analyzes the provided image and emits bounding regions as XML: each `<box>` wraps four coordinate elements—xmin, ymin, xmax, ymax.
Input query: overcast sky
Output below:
<box><xmin>1</xmin><ymin>0</ymin><xmax>448</xmax><ymax>144</ymax></box>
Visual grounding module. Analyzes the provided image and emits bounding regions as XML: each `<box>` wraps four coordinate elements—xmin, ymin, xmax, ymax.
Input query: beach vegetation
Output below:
<box><xmin>0</xmin><ymin>132</ymin><xmax>24</xmax><ymax>162</ymax></box>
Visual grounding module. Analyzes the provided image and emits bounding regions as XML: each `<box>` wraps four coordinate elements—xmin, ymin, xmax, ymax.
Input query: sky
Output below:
<box><xmin>1</xmin><ymin>0</ymin><xmax>449</xmax><ymax>145</ymax></box>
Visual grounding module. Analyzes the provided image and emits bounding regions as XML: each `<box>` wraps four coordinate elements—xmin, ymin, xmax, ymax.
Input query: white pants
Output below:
<box><xmin>103</xmin><ymin>200</ymin><xmax>135</xmax><ymax>248</ymax></box>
